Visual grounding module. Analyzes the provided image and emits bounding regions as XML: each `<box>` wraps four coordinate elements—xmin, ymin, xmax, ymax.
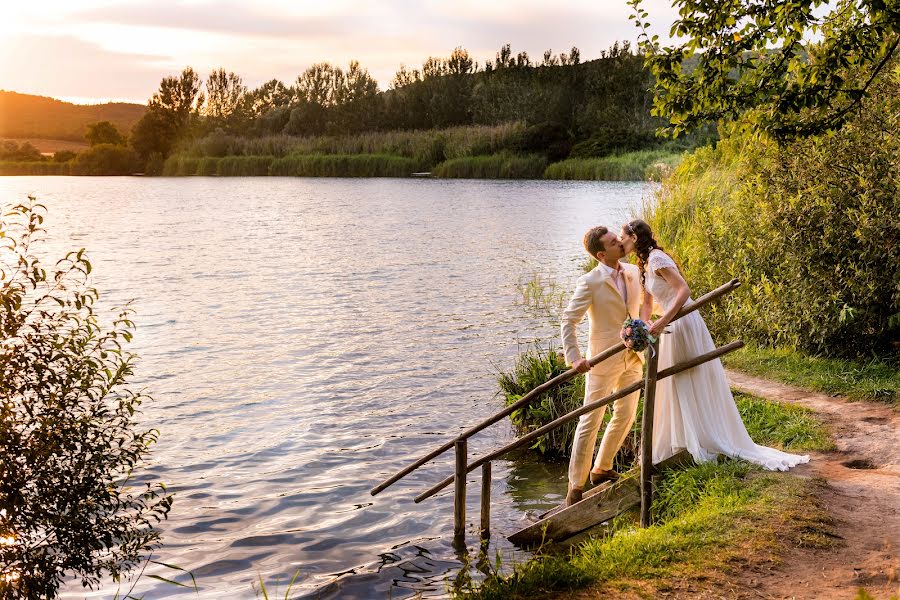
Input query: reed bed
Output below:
<box><xmin>433</xmin><ymin>153</ymin><xmax>547</xmax><ymax>179</ymax></box>
<box><xmin>268</xmin><ymin>154</ymin><xmax>419</xmax><ymax>177</ymax></box>
<box><xmin>175</xmin><ymin>123</ymin><xmax>525</xmax><ymax>163</ymax></box>
<box><xmin>544</xmin><ymin>150</ymin><xmax>683</xmax><ymax>181</ymax></box>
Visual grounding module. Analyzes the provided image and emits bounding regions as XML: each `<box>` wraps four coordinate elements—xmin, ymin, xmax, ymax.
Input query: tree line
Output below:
<box><xmin>128</xmin><ymin>42</ymin><xmax>697</xmax><ymax>171</ymax></box>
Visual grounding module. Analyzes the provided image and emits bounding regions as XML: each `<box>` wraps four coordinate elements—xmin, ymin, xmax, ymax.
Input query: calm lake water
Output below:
<box><xmin>0</xmin><ymin>176</ymin><xmax>652</xmax><ymax>599</ymax></box>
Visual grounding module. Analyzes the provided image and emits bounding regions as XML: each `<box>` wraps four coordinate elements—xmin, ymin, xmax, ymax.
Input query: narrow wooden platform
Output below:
<box><xmin>508</xmin><ymin>450</ymin><xmax>693</xmax><ymax>546</ymax></box>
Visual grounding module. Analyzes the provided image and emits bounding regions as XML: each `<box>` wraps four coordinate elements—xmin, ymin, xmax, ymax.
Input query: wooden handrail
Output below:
<box><xmin>369</xmin><ymin>278</ymin><xmax>741</xmax><ymax>497</ymax></box>
<box><xmin>413</xmin><ymin>340</ymin><xmax>745</xmax><ymax>503</ymax></box>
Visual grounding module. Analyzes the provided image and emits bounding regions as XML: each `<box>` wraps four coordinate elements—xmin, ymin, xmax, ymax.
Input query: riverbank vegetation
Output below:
<box><xmin>646</xmin><ymin>67</ymin><xmax>899</xmax><ymax>361</ymax></box>
<box><xmin>724</xmin><ymin>347</ymin><xmax>899</xmax><ymax>405</ymax></box>
<box><xmin>454</xmin><ymin>394</ymin><xmax>832</xmax><ymax>599</ymax></box>
<box><xmin>0</xmin><ymin>200</ymin><xmax>171</xmax><ymax>596</ymax></box>
<box><xmin>5</xmin><ymin>42</ymin><xmax>715</xmax><ymax>179</ymax></box>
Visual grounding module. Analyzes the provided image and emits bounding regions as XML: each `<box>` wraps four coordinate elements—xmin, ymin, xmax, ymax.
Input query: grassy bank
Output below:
<box><xmin>455</xmin><ymin>394</ymin><xmax>831</xmax><ymax>598</ymax></box>
<box><xmin>544</xmin><ymin>150</ymin><xmax>683</xmax><ymax>181</ymax></box>
<box><xmin>725</xmin><ymin>345</ymin><xmax>899</xmax><ymax>405</ymax></box>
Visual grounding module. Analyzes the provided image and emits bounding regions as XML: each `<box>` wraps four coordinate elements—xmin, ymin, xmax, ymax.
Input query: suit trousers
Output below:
<box><xmin>567</xmin><ymin>364</ymin><xmax>642</xmax><ymax>489</ymax></box>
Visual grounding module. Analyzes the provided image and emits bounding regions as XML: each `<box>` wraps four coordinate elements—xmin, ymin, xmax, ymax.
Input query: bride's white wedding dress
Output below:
<box><xmin>646</xmin><ymin>249</ymin><xmax>809</xmax><ymax>471</ymax></box>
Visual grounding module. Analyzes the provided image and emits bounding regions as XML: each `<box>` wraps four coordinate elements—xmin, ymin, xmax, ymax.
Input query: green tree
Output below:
<box><xmin>130</xmin><ymin>67</ymin><xmax>204</xmax><ymax>165</ymax></box>
<box><xmin>0</xmin><ymin>200</ymin><xmax>172</xmax><ymax>597</ymax></box>
<box><xmin>85</xmin><ymin>121</ymin><xmax>125</xmax><ymax>146</ymax></box>
<box><xmin>630</xmin><ymin>0</ymin><xmax>900</xmax><ymax>139</ymax></box>
<box><xmin>204</xmin><ymin>68</ymin><xmax>247</xmax><ymax>125</ymax></box>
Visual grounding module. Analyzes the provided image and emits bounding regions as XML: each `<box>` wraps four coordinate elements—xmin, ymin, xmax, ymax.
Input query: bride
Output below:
<box><xmin>620</xmin><ymin>219</ymin><xmax>809</xmax><ymax>471</ymax></box>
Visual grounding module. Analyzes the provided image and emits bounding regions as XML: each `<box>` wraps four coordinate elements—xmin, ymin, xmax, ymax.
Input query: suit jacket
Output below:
<box><xmin>561</xmin><ymin>261</ymin><xmax>643</xmax><ymax>378</ymax></box>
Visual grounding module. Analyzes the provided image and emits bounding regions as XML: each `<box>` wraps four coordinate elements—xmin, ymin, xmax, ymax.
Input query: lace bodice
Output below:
<box><xmin>644</xmin><ymin>249</ymin><xmax>685</xmax><ymax>311</ymax></box>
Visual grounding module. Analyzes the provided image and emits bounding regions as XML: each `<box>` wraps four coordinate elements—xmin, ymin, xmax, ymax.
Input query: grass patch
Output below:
<box><xmin>457</xmin><ymin>393</ymin><xmax>832</xmax><ymax>598</ymax></box>
<box><xmin>456</xmin><ymin>462</ymin><xmax>833</xmax><ymax>599</ymax></box>
<box><xmin>433</xmin><ymin>153</ymin><xmax>547</xmax><ymax>179</ymax></box>
<box><xmin>725</xmin><ymin>345</ymin><xmax>900</xmax><ymax>405</ymax></box>
<box><xmin>544</xmin><ymin>150</ymin><xmax>683</xmax><ymax>181</ymax></box>
<box><xmin>735</xmin><ymin>391</ymin><xmax>833</xmax><ymax>452</ymax></box>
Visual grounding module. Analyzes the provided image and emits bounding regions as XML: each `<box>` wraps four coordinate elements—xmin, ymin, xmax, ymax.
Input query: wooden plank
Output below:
<box><xmin>539</xmin><ymin>481</ymin><xmax>613</xmax><ymax>520</ymax></box>
<box><xmin>508</xmin><ymin>476</ymin><xmax>640</xmax><ymax>546</ymax></box>
<box><xmin>507</xmin><ymin>450</ymin><xmax>693</xmax><ymax>546</ymax></box>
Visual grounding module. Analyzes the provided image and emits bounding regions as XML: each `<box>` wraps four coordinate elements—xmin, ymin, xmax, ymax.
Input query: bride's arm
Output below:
<box><xmin>640</xmin><ymin>288</ymin><xmax>654</xmax><ymax>322</ymax></box>
<box><xmin>648</xmin><ymin>267</ymin><xmax>691</xmax><ymax>337</ymax></box>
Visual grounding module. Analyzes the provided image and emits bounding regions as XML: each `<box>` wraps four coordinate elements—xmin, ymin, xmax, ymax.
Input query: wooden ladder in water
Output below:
<box><xmin>370</xmin><ymin>279</ymin><xmax>743</xmax><ymax>546</ymax></box>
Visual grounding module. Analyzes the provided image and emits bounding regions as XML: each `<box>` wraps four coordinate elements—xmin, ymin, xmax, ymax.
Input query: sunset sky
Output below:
<box><xmin>1</xmin><ymin>0</ymin><xmax>680</xmax><ymax>105</ymax></box>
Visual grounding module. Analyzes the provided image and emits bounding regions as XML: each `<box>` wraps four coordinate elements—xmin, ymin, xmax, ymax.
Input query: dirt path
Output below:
<box><xmin>725</xmin><ymin>370</ymin><xmax>899</xmax><ymax>600</ymax></box>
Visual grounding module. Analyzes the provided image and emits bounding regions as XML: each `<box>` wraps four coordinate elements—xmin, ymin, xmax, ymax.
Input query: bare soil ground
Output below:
<box><xmin>564</xmin><ymin>371</ymin><xmax>898</xmax><ymax>600</ymax></box>
<box><xmin>722</xmin><ymin>370</ymin><xmax>899</xmax><ymax>600</ymax></box>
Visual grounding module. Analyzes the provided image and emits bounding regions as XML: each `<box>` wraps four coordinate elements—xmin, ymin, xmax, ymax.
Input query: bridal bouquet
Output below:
<box><xmin>620</xmin><ymin>317</ymin><xmax>657</xmax><ymax>352</ymax></box>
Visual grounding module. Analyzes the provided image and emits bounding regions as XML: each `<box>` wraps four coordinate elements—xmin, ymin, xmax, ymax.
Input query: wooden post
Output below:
<box><xmin>480</xmin><ymin>462</ymin><xmax>491</xmax><ymax>540</ymax></box>
<box><xmin>640</xmin><ymin>339</ymin><xmax>660</xmax><ymax>528</ymax></box>
<box><xmin>454</xmin><ymin>439</ymin><xmax>467</xmax><ymax>544</ymax></box>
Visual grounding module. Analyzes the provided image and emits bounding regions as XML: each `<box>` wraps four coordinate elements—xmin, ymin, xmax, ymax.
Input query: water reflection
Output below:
<box><xmin>0</xmin><ymin>176</ymin><xmax>651</xmax><ymax>598</ymax></box>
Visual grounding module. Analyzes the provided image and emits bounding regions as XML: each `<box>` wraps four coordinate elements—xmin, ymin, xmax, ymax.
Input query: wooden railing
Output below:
<box><xmin>370</xmin><ymin>278</ymin><xmax>742</xmax><ymax>544</ymax></box>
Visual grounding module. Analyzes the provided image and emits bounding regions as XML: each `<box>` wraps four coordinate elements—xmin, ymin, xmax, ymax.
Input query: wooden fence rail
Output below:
<box><xmin>369</xmin><ymin>278</ymin><xmax>741</xmax><ymax>498</ymax></box>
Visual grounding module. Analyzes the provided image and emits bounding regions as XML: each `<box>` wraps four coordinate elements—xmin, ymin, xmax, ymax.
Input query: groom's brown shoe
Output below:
<box><xmin>565</xmin><ymin>488</ymin><xmax>583</xmax><ymax>507</ymax></box>
<box><xmin>590</xmin><ymin>469</ymin><xmax>620</xmax><ymax>485</ymax></box>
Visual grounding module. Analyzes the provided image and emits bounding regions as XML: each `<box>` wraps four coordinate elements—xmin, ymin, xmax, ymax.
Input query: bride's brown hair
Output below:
<box><xmin>625</xmin><ymin>219</ymin><xmax>667</xmax><ymax>288</ymax></box>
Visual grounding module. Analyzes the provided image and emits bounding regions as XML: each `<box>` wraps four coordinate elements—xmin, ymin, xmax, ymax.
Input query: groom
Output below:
<box><xmin>561</xmin><ymin>226</ymin><xmax>643</xmax><ymax>506</ymax></box>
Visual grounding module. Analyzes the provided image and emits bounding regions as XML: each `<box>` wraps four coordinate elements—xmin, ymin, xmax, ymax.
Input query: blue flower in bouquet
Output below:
<box><xmin>620</xmin><ymin>317</ymin><xmax>657</xmax><ymax>352</ymax></box>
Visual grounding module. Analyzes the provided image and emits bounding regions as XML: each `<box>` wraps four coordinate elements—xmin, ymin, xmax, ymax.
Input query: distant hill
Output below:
<box><xmin>0</xmin><ymin>91</ymin><xmax>146</xmax><ymax>142</ymax></box>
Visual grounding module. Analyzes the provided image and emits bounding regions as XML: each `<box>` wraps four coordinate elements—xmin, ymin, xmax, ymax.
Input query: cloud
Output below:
<box><xmin>4</xmin><ymin>0</ymin><xmax>684</xmax><ymax>102</ymax></box>
<box><xmin>73</xmin><ymin>1</ymin><xmax>370</xmax><ymax>39</ymax></box>
<box><xmin>0</xmin><ymin>34</ymin><xmax>171</xmax><ymax>102</ymax></box>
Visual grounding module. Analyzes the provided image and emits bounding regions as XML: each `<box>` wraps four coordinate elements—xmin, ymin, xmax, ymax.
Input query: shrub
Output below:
<box><xmin>544</xmin><ymin>150</ymin><xmax>682</xmax><ymax>181</ymax></box>
<box><xmin>0</xmin><ymin>200</ymin><xmax>172</xmax><ymax>597</ymax></box>
<box><xmin>511</xmin><ymin>121</ymin><xmax>573</xmax><ymax>161</ymax></box>
<box><xmin>71</xmin><ymin>144</ymin><xmax>139</xmax><ymax>175</ymax></box>
<box><xmin>646</xmin><ymin>66</ymin><xmax>900</xmax><ymax>357</ymax></box>
<box><xmin>569</xmin><ymin>127</ymin><xmax>656</xmax><ymax>158</ymax></box>
<box><xmin>497</xmin><ymin>344</ymin><xmax>584</xmax><ymax>457</ymax></box>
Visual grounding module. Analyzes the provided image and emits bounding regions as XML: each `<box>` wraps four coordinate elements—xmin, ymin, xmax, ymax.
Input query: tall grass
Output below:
<box><xmin>544</xmin><ymin>150</ymin><xmax>683</xmax><ymax>181</ymax></box>
<box><xmin>174</xmin><ymin>123</ymin><xmax>525</xmax><ymax>162</ymax></box>
<box><xmin>162</xmin><ymin>153</ymin><xmax>418</xmax><ymax>177</ymax></box>
<box><xmin>497</xmin><ymin>344</ymin><xmax>584</xmax><ymax>458</ymax></box>
<box><xmin>433</xmin><ymin>154</ymin><xmax>547</xmax><ymax>179</ymax></box>
<box><xmin>269</xmin><ymin>154</ymin><xmax>420</xmax><ymax>177</ymax></box>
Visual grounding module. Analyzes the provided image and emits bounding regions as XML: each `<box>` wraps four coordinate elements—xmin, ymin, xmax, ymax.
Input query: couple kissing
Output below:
<box><xmin>561</xmin><ymin>220</ymin><xmax>808</xmax><ymax>507</ymax></box>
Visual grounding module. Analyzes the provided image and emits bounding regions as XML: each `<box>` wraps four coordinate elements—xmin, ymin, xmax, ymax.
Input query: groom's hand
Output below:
<box><xmin>573</xmin><ymin>359</ymin><xmax>591</xmax><ymax>373</ymax></box>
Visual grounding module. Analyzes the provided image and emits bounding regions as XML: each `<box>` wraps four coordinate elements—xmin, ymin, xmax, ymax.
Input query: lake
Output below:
<box><xmin>0</xmin><ymin>176</ymin><xmax>652</xmax><ymax>598</ymax></box>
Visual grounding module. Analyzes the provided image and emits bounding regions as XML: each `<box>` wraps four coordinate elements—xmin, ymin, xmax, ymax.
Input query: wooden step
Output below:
<box><xmin>507</xmin><ymin>450</ymin><xmax>692</xmax><ymax>546</ymax></box>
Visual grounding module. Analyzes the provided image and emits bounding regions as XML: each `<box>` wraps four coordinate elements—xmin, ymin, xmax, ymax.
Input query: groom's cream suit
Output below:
<box><xmin>561</xmin><ymin>260</ymin><xmax>643</xmax><ymax>489</ymax></box>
